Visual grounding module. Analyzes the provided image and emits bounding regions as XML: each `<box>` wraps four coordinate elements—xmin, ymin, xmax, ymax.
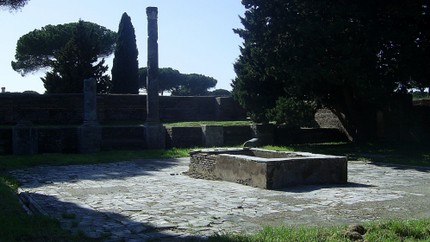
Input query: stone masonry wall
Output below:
<box><xmin>0</xmin><ymin>124</ymin><xmax>348</xmax><ymax>154</ymax></box>
<box><xmin>0</xmin><ymin>94</ymin><xmax>246</xmax><ymax>125</ymax></box>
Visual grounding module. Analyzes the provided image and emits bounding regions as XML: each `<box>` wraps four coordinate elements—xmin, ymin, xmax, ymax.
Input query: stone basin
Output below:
<box><xmin>188</xmin><ymin>148</ymin><xmax>347</xmax><ymax>189</ymax></box>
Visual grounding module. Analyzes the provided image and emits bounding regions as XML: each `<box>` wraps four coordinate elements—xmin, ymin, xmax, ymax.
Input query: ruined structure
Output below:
<box><xmin>188</xmin><ymin>148</ymin><xmax>348</xmax><ymax>189</ymax></box>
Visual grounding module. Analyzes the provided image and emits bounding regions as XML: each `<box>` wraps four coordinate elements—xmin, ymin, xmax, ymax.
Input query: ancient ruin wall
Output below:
<box><xmin>0</xmin><ymin>94</ymin><xmax>246</xmax><ymax>125</ymax></box>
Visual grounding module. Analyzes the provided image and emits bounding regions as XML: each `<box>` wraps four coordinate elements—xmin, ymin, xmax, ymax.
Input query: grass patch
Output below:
<box><xmin>367</xmin><ymin>219</ymin><xmax>430</xmax><ymax>241</ymax></box>
<box><xmin>0</xmin><ymin>148</ymin><xmax>189</xmax><ymax>171</ymax></box>
<box><xmin>212</xmin><ymin>226</ymin><xmax>345</xmax><ymax>242</ymax></box>
<box><xmin>0</xmin><ymin>175</ymin><xmax>99</xmax><ymax>242</ymax></box>
<box><xmin>164</xmin><ymin>120</ymin><xmax>252</xmax><ymax>127</ymax></box>
<box><xmin>209</xmin><ymin>219</ymin><xmax>430</xmax><ymax>242</ymax></box>
<box><xmin>263</xmin><ymin>142</ymin><xmax>430</xmax><ymax>167</ymax></box>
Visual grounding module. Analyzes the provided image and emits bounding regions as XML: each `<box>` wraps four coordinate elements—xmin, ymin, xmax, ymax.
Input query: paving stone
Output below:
<box><xmin>10</xmin><ymin>158</ymin><xmax>430</xmax><ymax>241</ymax></box>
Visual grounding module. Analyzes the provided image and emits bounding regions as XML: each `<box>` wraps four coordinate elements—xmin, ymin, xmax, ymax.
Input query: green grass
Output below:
<box><xmin>210</xmin><ymin>226</ymin><xmax>345</xmax><ymax>242</ymax></box>
<box><xmin>164</xmin><ymin>120</ymin><xmax>252</xmax><ymax>127</ymax></box>
<box><xmin>2</xmin><ymin>120</ymin><xmax>253</xmax><ymax>128</ymax></box>
<box><xmin>0</xmin><ymin>148</ymin><xmax>189</xmax><ymax>171</ymax></box>
<box><xmin>0</xmin><ymin>176</ymin><xmax>99</xmax><ymax>242</ymax></box>
<box><xmin>264</xmin><ymin>142</ymin><xmax>430</xmax><ymax>166</ymax></box>
<box><xmin>209</xmin><ymin>219</ymin><xmax>430</xmax><ymax>242</ymax></box>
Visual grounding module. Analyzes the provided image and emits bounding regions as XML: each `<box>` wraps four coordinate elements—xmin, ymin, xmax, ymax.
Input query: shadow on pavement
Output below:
<box><xmin>277</xmin><ymin>182</ymin><xmax>374</xmax><ymax>193</ymax></box>
<box><xmin>11</xmin><ymin>158</ymin><xmax>189</xmax><ymax>189</ymax></box>
<box><xmin>19</xmin><ymin>192</ymin><xmax>207</xmax><ymax>242</ymax></box>
<box><xmin>368</xmin><ymin>161</ymin><xmax>430</xmax><ymax>172</ymax></box>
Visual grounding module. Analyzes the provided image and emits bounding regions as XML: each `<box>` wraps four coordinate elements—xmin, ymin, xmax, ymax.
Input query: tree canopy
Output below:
<box><xmin>209</xmin><ymin>89</ymin><xmax>231</xmax><ymax>97</ymax></box>
<box><xmin>0</xmin><ymin>0</ymin><xmax>28</xmax><ymax>10</ymax></box>
<box><xmin>232</xmin><ymin>0</ymin><xmax>430</xmax><ymax>140</ymax></box>
<box><xmin>12</xmin><ymin>21</ymin><xmax>116</xmax><ymax>76</ymax></box>
<box><xmin>172</xmin><ymin>73</ymin><xmax>217</xmax><ymax>96</ymax></box>
<box><xmin>138</xmin><ymin>67</ymin><xmax>217</xmax><ymax>96</ymax></box>
<box><xmin>41</xmin><ymin>20</ymin><xmax>111</xmax><ymax>93</ymax></box>
<box><xmin>111</xmin><ymin>12</ymin><xmax>139</xmax><ymax>94</ymax></box>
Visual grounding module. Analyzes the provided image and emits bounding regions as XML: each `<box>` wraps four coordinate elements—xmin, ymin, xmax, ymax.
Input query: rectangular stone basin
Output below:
<box><xmin>188</xmin><ymin>148</ymin><xmax>347</xmax><ymax>189</ymax></box>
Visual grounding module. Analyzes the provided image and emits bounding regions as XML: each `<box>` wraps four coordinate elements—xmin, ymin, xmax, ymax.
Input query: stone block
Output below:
<box><xmin>12</xmin><ymin>121</ymin><xmax>38</xmax><ymax>155</ymax></box>
<box><xmin>165</xmin><ymin>126</ymin><xmax>201</xmax><ymax>148</ymax></box>
<box><xmin>145</xmin><ymin>124</ymin><xmax>166</xmax><ymax>149</ymax></box>
<box><xmin>223</xmin><ymin>125</ymin><xmax>253</xmax><ymax>146</ymax></box>
<box><xmin>252</xmin><ymin>124</ymin><xmax>275</xmax><ymax>146</ymax></box>
<box><xmin>78</xmin><ymin>125</ymin><xmax>101</xmax><ymax>153</ymax></box>
<box><xmin>189</xmin><ymin>148</ymin><xmax>347</xmax><ymax>189</ymax></box>
<box><xmin>202</xmin><ymin>125</ymin><xmax>224</xmax><ymax>147</ymax></box>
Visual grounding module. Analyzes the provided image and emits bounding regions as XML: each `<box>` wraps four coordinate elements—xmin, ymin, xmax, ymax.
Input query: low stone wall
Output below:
<box><xmin>413</xmin><ymin>99</ymin><xmax>430</xmax><ymax>107</ymax></box>
<box><xmin>188</xmin><ymin>148</ymin><xmax>348</xmax><ymax>189</ymax></box>
<box><xmin>0</xmin><ymin>124</ymin><xmax>348</xmax><ymax>155</ymax></box>
<box><xmin>187</xmin><ymin>151</ymin><xmax>218</xmax><ymax>180</ymax></box>
<box><xmin>38</xmin><ymin>127</ymin><xmax>78</xmax><ymax>153</ymax></box>
<box><xmin>101</xmin><ymin>126</ymin><xmax>146</xmax><ymax>150</ymax></box>
<box><xmin>223</xmin><ymin>125</ymin><xmax>254</xmax><ymax>146</ymax></box>
<box><xmin>0</xmin><ymin>128</ymin><xmax>12</xmax><ymax>154</ymax></box>
<box><xmin>275</xmin><ymin>127</ymin><xmax>348</xmax><ymax>145</ymax></box>
<box><xmin>165</xmin><ymin>126</ymin><xmax>203</xmax><ymax>148</ymax></box>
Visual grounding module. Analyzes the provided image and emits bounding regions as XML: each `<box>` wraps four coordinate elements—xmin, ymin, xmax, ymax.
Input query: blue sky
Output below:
<box><xmin>0</xmin><ymin>0</ymin><xmax>245</xmax><ymax>93</ymax></box>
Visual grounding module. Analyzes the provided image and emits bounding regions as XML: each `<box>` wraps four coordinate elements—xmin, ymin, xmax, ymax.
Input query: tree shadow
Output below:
<box><xmin>19</xmin><ymin>192</ymin><xmax>207</xmax><ymax>241</ymax></box>
<box><xmin>11</xmin><ymin>158</ymin><xmax>189</xmax><ymax>189</ymax></box>
<box><xmin>276</xmin><ymin>182</ymin><xmax>374</xmax><ymax>193</ymax></box>
<box><xmin>293</xmin><ymin>142</ymin><xmax>430</xmax><ymax>164</ymax></box>
<box><xmin>367</xmin><ymin>161</ymin><xmax>430</xmax><ymax>173</ymax></box>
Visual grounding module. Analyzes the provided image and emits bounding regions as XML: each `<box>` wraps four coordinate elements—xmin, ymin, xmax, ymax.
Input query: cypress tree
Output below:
<box><xmin>111</xmin><ymin>12</ymin><xmax>139</xmax><ymax>94</ymax></box>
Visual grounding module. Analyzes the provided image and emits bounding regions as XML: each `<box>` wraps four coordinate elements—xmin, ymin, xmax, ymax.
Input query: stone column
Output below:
<box><xmin>78</xmin><ymin>78</ymin><xmax>101</xmax><ymax>153</ymax></box>
<box><xmin>146</xmin><ymin>6</ymin><xmax>160</xmax><ymax>123</ymax></box>
<box><xmin>144</xmin><ymin>7</ymin><xmax>165</xmax><ymax>149</ymax></box>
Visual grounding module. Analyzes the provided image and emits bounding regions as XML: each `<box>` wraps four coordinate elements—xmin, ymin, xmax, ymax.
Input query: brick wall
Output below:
<box><xmin>0</xmin><ymin>93</ymin><xmax>247</xmax><ymax>125</ymax></box>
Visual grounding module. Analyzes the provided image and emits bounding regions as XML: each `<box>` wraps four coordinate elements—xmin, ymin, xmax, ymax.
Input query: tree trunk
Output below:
<box><xmin>329</xmin><ymin>87</ymin><xmax>377</xmax><ymax>142</ymax></box>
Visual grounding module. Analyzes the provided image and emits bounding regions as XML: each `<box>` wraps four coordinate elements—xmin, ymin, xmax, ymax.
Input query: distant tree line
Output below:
<box><xmin>138</xmin><ymin>67</ymin><xmax>230</xmax><ymax>96</ymax></box>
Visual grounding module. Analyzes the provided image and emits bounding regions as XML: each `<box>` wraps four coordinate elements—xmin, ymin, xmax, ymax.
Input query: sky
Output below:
<box><xmin>0</xmin><ymin>0</ymin><xmax>246</xmax><ymax>93</ymax></box>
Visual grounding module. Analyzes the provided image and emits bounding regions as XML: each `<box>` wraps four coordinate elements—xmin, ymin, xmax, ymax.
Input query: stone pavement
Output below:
<box><xmin>11</xmin><ymin>158</ymin><xmax>430</xmax><ymax>241</ymax></box>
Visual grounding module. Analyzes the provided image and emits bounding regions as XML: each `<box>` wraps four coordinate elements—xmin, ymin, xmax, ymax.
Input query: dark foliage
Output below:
<box><xmin>111</xmin><ymin>12</ymin><xmax>139</xmax><ymax>94</ymax></box>
<box><xmin>0</xmin><ymin>0</ymin><xmax>28</xmax><ymax>10</ymax></box>
<box><xmin>232</xmin><ymin>0</ymin><xmax>430</xmax><ymax>140</ymax></box>
<box><xmin>12</xmin><ymin>21</ymin><xmax>116</xmax><ymax>76</ymax></box>
<box><xmin>41</xmin><ymin>21</ymin><xmax>111</xmax><ymax>93</ymax></box>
